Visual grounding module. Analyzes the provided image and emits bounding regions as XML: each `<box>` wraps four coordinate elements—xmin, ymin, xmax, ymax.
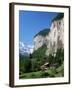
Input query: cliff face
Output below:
<box><xmin>46</xmin><ymin>18</ymin><xmax>64</xmax><ymax>56</ymax></box>
<box><xmin>33</xmin><ymin>29</ymin><xmax>50</xmax><ymax>50</ymax></box>
<box><xmin>34</xmin><ymin>35</ymin><xmax>46</xmax><ymax>50</ymax></box>
<box><xmin>33</xmin><ymin>13</ymin><xmax>64</xmax><ymax>56</ymax></box>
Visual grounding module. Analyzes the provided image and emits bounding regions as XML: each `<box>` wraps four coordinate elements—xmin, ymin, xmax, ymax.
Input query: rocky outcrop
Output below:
<box><xmin>33</xmin><ymin>13</ymin><xmax>64</xmax><ymax>56</ymax></box>
<box><xmin>46</xmin><ymin>18</ymin><xmax>64</xmax><ymax>56</ymax></box>
<box><xmin>33</xmin><ymin>29</ymin><xmax>50</xmax><ymax>50</ymax></box>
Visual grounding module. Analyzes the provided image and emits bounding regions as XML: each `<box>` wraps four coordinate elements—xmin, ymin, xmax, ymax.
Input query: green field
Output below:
<box><xmin>19</xmin><ymin>63</ymin><xmax>64</xmax><ymax>79</ymax></box>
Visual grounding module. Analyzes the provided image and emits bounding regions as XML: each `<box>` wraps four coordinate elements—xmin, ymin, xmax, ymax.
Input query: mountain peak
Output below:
<box><xmin>19</xmin><ymin>42</ymin><xmax>34</xmax><ymax>56</ymax></box>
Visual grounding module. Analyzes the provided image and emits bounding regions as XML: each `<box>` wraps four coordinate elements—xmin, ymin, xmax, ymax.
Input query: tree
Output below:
<box><xmin>19</xmin><ymin>56</ymin><xmax>31</xmax><ymax>73</ymax></box>
<box><xmin>55</xmin><ymin>48</ymin><xmax>64</xmax><ymax>66</ymax></box>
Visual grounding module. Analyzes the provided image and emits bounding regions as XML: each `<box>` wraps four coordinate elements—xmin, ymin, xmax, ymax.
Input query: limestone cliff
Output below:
<box><xmin>34</xmin><ymin>29</ymin><xmax>50</xmax><ymax>50</ymax></box>
<box><xmin>33</xmin><ymin>13</ymin><xmax>64</xmax><ymax>56</ymax></box>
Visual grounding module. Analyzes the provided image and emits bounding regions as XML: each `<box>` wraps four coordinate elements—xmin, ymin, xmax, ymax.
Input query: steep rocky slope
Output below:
<box><xmin>33</xmin><ymin>13</ymin><xmax>64</xmax><ymax>56</ymax></box>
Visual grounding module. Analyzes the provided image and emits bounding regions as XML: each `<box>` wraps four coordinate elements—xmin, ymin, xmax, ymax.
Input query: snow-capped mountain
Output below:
<box><xmin>19</xmin><ymin>42</ymin><xmax>34</xmax><ymax>56</ymax></box>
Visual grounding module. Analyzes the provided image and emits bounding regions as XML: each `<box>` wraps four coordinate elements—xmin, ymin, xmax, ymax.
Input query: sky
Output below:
<box><xmin>19</xmin><ymin>10</ymin><xmax>58</xmax><ymax>46</ymax></box>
